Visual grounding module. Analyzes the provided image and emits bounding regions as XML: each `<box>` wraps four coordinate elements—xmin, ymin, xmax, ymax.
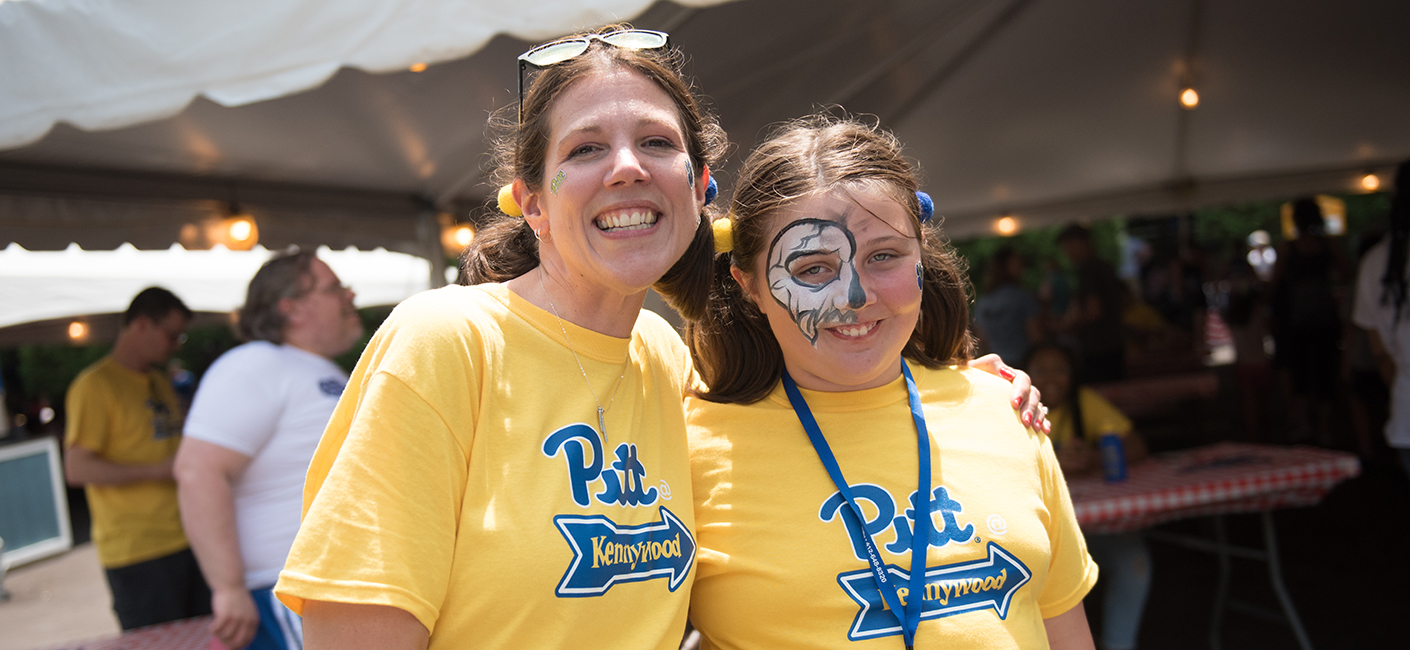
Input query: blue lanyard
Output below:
<box><xmin>781</xmin><ymin>360</ymin><xmax>931</xmax><ymax>649</ymax></box>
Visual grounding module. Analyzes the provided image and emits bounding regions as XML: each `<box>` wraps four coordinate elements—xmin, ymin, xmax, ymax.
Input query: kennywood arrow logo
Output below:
<box><xmin>838</xmin><ymin>542</ymin><xmax>1032</xmax><ymax>641</ymax></box>
<box><xmin>552</xmin><ymin>506</ymin><xmax>696</xmax><ymax>597</ymax></box>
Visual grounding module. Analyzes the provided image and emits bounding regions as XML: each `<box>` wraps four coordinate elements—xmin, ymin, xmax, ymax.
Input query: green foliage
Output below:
<box><xmin>1343</xmin><ymin>191</ymin><xmax>1394</xmax><ymax>252</ymax></box>
<box><xmin>1190</xmin><ymin>202</ymin><xmax>1281</xmax><ymax>260</ymax></box>
<box><xmin>3</xmin><ymin>306</ymin><xmax>394</xmax><ymax>408</ymax></box>
<box><xmin>174</xmin><ymin>322</ymin><xmax>240</xmax><ymax>379</ymax></box>
<box><xmin>14</xmin><ymin>343</ymin><xmax>110</xmax><ymax>401</ymax></box>
<box><xmin>954</xmin><ymin>191</ymin><xmax>1394</xmax><ymax>296</ymax></box>
<box><xmin>333</xmin><ymin>306</ymin><xmax>394</xmax><ymax>373</ymax></box>
<box><xmin>951</xmin><ymin>220</ymin><xmax>1125</xmax><ymax>298</ymax></box>
<box><xmin>951</xmin><ymin>226</ymin><xmax>1057</xmax><ymax>295</ymax></box>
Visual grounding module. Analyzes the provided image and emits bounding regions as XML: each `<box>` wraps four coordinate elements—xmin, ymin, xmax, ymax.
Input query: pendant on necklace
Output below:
<box><xmin>597</xmin><ymin>406</ymin><xmax>607</xmax><ymax>442</ymax></box>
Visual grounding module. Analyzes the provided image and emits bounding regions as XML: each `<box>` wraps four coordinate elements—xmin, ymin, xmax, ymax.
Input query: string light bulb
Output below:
<box><xmin>68</xmin><ymin>321</ymin><xmax>87</xmax><ymax>340</ymax></box>
<box><xmin>217</xmin><ymin>201</ymin><xmax>260</xmax><ymax>250</ymax></box>
<box><xmin>410</xmin><ymin>62</ymin><xmax>428</xmax><ymax>73</ymax></box>
<box><xmin>454</xmin><ymin>225</ymin><xmax>475</xmax><ymax>247</ymax></box>
<box><xmin>1180</xmin><ymin>87</ymin><xmax>1200</xmax><ymax>109</ymax></box>
<box><xmin>996</xmin><ymin>216</ymin><xmax>1019</xmax><ymax>236</ymax></box>
<box><xmin>228</xmin><ymin>218</ymin><xmax>254</xmax><ymax>242</ymax></box>
<box><xmin>439</xmin><ymin>215</ymin><xmax>477</xmax><ymax>256</ymax></box>
<box><xmin>1362</xmin><ymin>173</ymin><xmax>1381</xmax><ymax>192</ymax></box>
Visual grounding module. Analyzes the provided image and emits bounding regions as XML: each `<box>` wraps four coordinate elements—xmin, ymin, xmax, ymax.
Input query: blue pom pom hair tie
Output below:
<box><xmin>705</xmin><ymin>175</ymin><xmax>718</xmax><ymax>206</ymax></box>
<box><xmin>916</xmin><ymin>190</ymin><xmax>934</xmax><ymax>223</ymax></box>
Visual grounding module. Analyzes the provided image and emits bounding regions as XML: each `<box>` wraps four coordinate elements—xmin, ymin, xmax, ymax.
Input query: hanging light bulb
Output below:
<box><xmin>440</xmin><ymin>216</ymin><xmax>477</xmax><ymax>256</ymax></box>
<box><xmin>454</xmin><ymin>225</ymin><xmax>475</xmax><ymax>247</ymax></box>
<box><xmin>410</xmin><ymin>62</ymin><xmax>428</xmax><ymax>73</ymax></box>
<box><xmin>229</xmin><ymin>218</ymin><xmax>254</xmax><ymax>242</ymax></box>
<box><xmin>68</xmin><ymin>321</ymin><xmax>87</xmax><ymax>341</ymax></box>
<box><xmin>1180</xmin><ymin>87</ymin><xmax>1200</xmax><ymax>109</ymax></box>
<box><xmin>1362</xmin><ymin>173</ymin><xmax>1381</xmax><ymax>192</ymax></box>
<box><xmin>214</xmin><ymin>201</ymin><xmax>260</xmax><ymax>250</ymax></box>
<box><xmin>995</xmin><ymin>215</ymin><xmax>1019</xmax><ymax>236</ymax></box>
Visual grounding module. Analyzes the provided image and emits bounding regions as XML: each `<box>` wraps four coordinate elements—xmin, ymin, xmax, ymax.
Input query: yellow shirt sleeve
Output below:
<box><xmin>277</xmin><ymin>370</ymin><xmax>469</xmax><ymax>631</ymax></box>
<box><xmin>277</xmin><ymin>306</ymin><xmax>476</xmax><ymax>632</ymax></box>
<box><xmin>1035</xmin><ymin>432</ymin><xmax>1099</xmax><ymax>618</ymax></box>
<box><xmin>64</xmin><ymin>365</ymin><xmax>111</xmax><ymax>452</ymax></box>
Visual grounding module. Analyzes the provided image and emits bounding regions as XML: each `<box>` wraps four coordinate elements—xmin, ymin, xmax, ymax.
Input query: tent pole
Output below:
<box><xmin>419</xmin><ymin>209</ymin><xmax>447</xmax><ymax>289</ymax></box>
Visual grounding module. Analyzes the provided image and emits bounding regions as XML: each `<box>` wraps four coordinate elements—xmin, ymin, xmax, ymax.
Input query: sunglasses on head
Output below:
<box><xmin>516</xmin><ymin>29</ymin><xmax>670</xmax><ymax>123</ymax></box>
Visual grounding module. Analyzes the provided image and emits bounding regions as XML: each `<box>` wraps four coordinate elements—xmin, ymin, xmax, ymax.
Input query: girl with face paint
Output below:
<box><xmin>685</xmin><ymin>114</ymin><xmax>1097</xmax><ymax>650</ymax></box>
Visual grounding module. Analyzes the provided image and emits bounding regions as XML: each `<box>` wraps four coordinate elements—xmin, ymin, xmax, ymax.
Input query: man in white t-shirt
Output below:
<box><xmin>174</xmin><ymin>250</ymin><xmax>363</xmax><ymax>650</ymax></box>
<box><xmin>1352</xmin><ymin>161</ymin><xmax>1410</xmax><ymax>476</ymax></box>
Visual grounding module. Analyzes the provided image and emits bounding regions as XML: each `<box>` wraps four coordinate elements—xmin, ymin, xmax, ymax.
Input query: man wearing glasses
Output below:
<box><xmin>175</xmin><ymin>249</ymin><xmax>363</xmax><ymax>650</ymax></box>
<box><xmin>65</xmin><ymin>286</ymin><xmax>207</xmax><ymax>631</ymax></box>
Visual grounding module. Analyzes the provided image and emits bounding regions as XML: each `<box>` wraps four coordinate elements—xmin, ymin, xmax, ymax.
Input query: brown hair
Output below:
<box><xmin>122</xmin><ymin>286</ymin><xmax>192</xmax><ymax>327</ymax></box>
<box><xmin>462</xmin><ymin>24</ymin><xmax>727</xmax><ymax>320</ymax></box>
<box><xmin>236</xmin><ymin>248</ymin><xmax>316</xmax><ymax>344</ymax></box>
<box><xmin>686</xmin><ymin>113</ymin><xmax>974</xmax><ymax>404</ymax></box>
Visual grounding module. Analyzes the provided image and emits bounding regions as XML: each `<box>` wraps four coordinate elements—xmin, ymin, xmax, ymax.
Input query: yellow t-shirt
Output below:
<box><xmin>64</xmin><ymin>356</ymin><xmax>187</xmax><ymax>569</ymax></box>
<box><xmin>1045</xmin><ymin>387</ymin><xmax>1133</xmax><ymax>449</ymax></box>
<box><xmin>276</xmin><ymin>284</ymin><xmax>697</xmax><ymax>648</ymax></box>
<box><xmin>687</xmin><ymin>366</ymin><xmax>1096</xmax><ymax>650</ymax></box>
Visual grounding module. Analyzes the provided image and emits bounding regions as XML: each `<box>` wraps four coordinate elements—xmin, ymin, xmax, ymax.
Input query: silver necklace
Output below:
<box><xmin>539</xmin><ymin>268</ymin><xmax>628</xmax><ymax>443</ymax></box>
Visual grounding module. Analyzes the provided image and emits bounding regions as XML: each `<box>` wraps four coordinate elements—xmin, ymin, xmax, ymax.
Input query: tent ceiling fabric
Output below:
<box><xmin>1</xmin><ymin>0</ymin><xmax>1407</xmax><ymax>250</ymax></box>
<box><xmin>0</xmin><ymin>0</ymin><xmax>730</xmax><ymax>150</ymax></box>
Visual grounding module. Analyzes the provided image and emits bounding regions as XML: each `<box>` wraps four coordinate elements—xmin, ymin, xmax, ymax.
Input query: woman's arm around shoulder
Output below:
<box><xmin>968</xmin><ymin>353</ymin><xmax>1051</xmax><ymax>433</ymax></box>
<box><xmin>303</xmin><ymin>600</ymin><xmax>429</xmax><ymax>650</ymax></box>
<box><xmin>1043</xmin><ymin>604</ymin><xmax>1096</xmax><ymax>650</ymax></box>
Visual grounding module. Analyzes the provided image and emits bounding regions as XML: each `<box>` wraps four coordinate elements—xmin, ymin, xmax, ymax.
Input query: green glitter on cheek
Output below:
<box><xmin>550</xmin><ymin>170</ymin><xmax>566</xmax><ymax>195</ymax></box>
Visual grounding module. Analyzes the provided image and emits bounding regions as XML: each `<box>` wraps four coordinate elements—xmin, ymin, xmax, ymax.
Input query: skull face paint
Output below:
<box><xmin>747</xmin><ymin>188</ymin><xmax>924</xmax><ymax>392</ymax></box>
<box><xmin>766</xmin><ymin>218</ymin><xmax>868</xmax><ymax>344</ymax></box>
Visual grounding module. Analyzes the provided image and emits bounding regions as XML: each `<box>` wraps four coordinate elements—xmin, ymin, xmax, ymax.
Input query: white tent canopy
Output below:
<box><xmin>0</xmin><ymin>0</ymin><xmax>729</xmax><ymax>150</ymax></box>
<box><xmin>1</xmin><ymin>0</ymin><xmax>1408</xmax><ymax>249</ymax></box>
<box><xmin>0</xmin><ymin>243</ymin><xmax>431</xmax><ymax>330</ymax></box>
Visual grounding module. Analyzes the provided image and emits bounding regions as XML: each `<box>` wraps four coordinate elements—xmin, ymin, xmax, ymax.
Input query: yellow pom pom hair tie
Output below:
<box><xmin>498</xmin><ymin>184</ymin><xmax>523</xmax><ymax>217</ymax></box>
<box><xmin>712</xmin><ymin>216</ymin><xmax>734</xmax><ymax>253</ymax></box>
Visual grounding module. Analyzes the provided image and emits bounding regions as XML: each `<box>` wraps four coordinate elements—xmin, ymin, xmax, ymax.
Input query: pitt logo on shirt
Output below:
<box><xmin>543</xmin><ymin>424</ymin><xmax>696</xmax><ymax>598</ymax></box>
<box><xmin>819</xmin><ymin>484</ymin><xmax>974</xmax><ymax>560</ymax></box>
<box><xmin>542</xmin><ymin>424</ymin><xmax>660</xmax><ymax>508</ymax></box>
<box><xmin>820</xmin><ymin>485</ymin><xmax>1033</xmax><ymax>639</ymax></box>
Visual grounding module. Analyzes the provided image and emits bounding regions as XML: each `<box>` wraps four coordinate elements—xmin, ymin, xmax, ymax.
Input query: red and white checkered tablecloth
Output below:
<box><xmin>46</xmin><ymin>616</ymin><xmax>213</xmax><ymax>650</ymax></box>
<box><xmin>1068</xmin><ymin>442</ymin><xmax>1361</xmax><ymax>534</ymax></box>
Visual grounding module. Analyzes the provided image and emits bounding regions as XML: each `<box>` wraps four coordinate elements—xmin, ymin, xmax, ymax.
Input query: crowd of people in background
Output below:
<box><xmin>963</xmin><ymin>168</ymin><xmax>1410</xmax><ymax>648</ymax></box>
<box><xmin>971</xmin><ymin>182</ymin><xmax>1409</xmax><ymax>473</ymax></box>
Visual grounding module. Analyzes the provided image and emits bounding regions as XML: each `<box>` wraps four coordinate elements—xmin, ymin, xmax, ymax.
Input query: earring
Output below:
<box><xmin>916</xmin><ymin>262</ymin><xmax>924</xmax><ymax>290</ymax></box>
<box><xmin>533</xmin><ymin>228</ymin><xmax>543</xmax><ymax>242</ymax></box>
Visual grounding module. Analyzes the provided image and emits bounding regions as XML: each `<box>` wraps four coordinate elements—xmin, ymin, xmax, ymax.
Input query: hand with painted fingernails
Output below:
<box><xmin>968</xmin><ymin>353</ymin><xmax>1050</xmax><ymax>433</ymax></box>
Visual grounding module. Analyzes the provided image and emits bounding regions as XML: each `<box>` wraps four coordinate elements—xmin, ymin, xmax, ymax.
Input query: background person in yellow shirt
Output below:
<box><xmin>1027</xmin><ymin>342</ymin><xmax>1149</xmax><ymax>650</ymax></box>
<box><xmin>64</xmin><ymin>287</ymin><xmax>211</xmax><ymax>630</ymax></box>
